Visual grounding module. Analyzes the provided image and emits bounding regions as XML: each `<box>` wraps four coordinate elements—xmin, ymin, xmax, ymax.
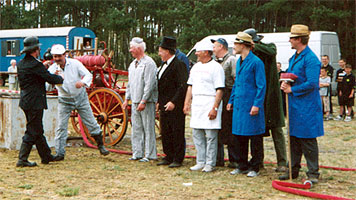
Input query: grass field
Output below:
<box><xmin>0</xmin><ymin>94</ymin><xmax>355</xmax><ymax>199</ymax></box>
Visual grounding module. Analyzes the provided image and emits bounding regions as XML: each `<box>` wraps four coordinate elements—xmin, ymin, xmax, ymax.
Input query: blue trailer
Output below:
<box><xmin>0</xmin><ymin>26</ymin><xmax>96</xmax><ymax>71</ymax></box>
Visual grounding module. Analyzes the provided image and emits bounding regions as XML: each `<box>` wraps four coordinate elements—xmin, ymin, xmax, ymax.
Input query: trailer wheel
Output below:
<box><xmin>71</xmin><ymin>88</ymin><xmax>128</xmax><ymax>146</ymax></box>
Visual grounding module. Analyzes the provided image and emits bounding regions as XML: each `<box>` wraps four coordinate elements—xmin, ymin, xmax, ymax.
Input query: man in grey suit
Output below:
<box><xmin>122</xmin><ymin>37</ymin><xmax>158</xmax><ymax>162</ymax></box>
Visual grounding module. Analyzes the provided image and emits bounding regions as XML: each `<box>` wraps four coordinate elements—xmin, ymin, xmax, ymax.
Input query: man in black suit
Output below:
<box><xmin>156</xmin><ymin>36</ymin><xmax>188</xmax><ymax>168</ymax></box>
<box><xmin>16</xmin><ymin>36</ymin><xmax>63</xmax><ymax>167</ymax></box>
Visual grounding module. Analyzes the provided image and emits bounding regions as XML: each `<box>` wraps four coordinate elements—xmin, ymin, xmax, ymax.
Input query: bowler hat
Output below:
<box><xmin>20</xmin><ymin>36</ymin><xmax>41</xmax><ymax>54</ymax></box>
<box><xmin>159</xmin><ymin>36</ymin><xmax>176</xmax><ymax>51</ymax></box>
<box><xmin>234</xmin><ymin>32</ymin><xmax>253</xmax><ymax>44</ymax></box>
<box><xmin>290</xmin><ymin>24</ymin><xmax>310</xmax><ymax>38</ymax></box>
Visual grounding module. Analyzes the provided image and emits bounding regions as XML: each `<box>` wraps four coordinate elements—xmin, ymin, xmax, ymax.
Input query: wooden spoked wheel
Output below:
<box><xmin>70</xmin><ymin>88</ymin><xmax>128</xmax><ymax>146</ymax></box>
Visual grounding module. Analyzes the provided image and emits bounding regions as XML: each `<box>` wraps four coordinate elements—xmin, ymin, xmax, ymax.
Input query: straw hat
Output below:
<box><xmin>290</xmin><ymin>24</ymin><xmax>310</xmax><ymax>38</ymax></box>
<box><xmin>234</xmin><ymin>32</ymin><xmax>253</xmax><ymax>44</ymax></box>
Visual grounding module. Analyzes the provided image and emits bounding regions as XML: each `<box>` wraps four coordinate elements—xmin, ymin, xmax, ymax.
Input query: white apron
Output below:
<box><xmin>190</xmin><ymin>95</ymin><xmax>222</xmax><ymax>129</ymax></box>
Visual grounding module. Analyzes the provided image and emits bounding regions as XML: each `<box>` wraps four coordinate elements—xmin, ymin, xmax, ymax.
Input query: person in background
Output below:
<box><xmin>156</xmin><ymin>36</ymin><xmax>188</xmax><ymax>168</ymax></box>
<box><xmin>321</xmin><ymin>55</ymin><xmax>334</xmax><ymax>117</ymax></box>
<box><xmin>48</xmin><ymin>44</ymin><xmax>110</xmax><ymax>161</ymax></box>
<box><xmin>8</xmin><ymin>59</ymin><xmax>18</xmax><ymax>90</ymax></box>
<box><xmin>211</xmin><ymin>38</ymin><xmax>238</xmax><ymax>168</ymax></box>
<box><xmin>335</xmin><ymin>64</ymin><xmax>355</xmax><ymax>122</ymax></box>
<box><xmin>319</xmin><ymin>68</ymin><xmax>331</xmax><ymax>120</ymax></box>
<box><xmin>175</xmin><ymin>49</ymin><xmax>190</xmax><ymax>72</ymax></box>
<box><xmin>280</xmin><ymin>24</ymin><xmax>323</xmax><ymax>183</ymax></box>
<box><xmin>122</xmin><ymin>37</ymin><xmax>158</xmax><ymax>162</ymax></box>
<box><xmin>16</xmin><ymin>36</ymin><xmax>63</xmax><ymax>167</ymax></box>
<box><xmin>228</xmin><ymin>32</ymin><xmax>266</xmax><ymax>177</ymax></box>
<box><xmin>183</xmin><ymin>41</ymin><xmax>225</xmax><ymax>173</ymax></box>
<box><xmin>334</xmin><ymin>58</ymin><xmax>349</xmax><ymax>119</ymax></box>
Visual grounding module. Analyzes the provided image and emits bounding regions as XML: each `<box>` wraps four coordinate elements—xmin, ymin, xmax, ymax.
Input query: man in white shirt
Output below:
<box><xmin>48</xmin><ymin>44</ymin><xmax>109</xmax><ymax>161</ymax></box>
<box><xmin>8</xmin><ymin>59</ymin><xmax>18</xmax><ymax>90</ymax></box>
<box><xmin>183</xmin><ymin>41</ymin><xmax>225</xmax><ymax>172</ymax></box>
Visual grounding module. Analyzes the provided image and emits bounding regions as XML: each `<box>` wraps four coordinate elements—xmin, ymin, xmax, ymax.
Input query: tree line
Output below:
<box><xmin>0</xmin><ymin>0</ymin><xmax>355</xmax><ymax>69</ymax></box>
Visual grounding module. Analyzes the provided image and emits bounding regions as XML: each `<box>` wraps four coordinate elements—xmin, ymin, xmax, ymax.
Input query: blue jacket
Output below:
<box><xmin>287</xmin><ymin>46</ymin><xmax>324</xmax><ymax>138</ymax></box>
<box><xmin>229</xmin><ymin>51</ymin><xmax>266</xmax><ymax>136</ymax></box>
<box><xmin>175</xmin><ymin>49</ymin><xmax>190</xmax><ymax>72</ymax></box>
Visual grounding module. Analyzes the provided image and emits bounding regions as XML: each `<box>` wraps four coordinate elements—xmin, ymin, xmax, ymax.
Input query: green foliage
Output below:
<box><xmin>0</xmin><ymin>0</ymin><xmax>354</xmax><ymax>68</ymax></box>
<box><xmin>57</xmin><ymin>187</ymin><xmax>80</xmax><ymax>197</ymax></box>
<box><xmin>17</xmin><ymin>184</ymin><xmax>33</xmax><ymax>189</ymax></box>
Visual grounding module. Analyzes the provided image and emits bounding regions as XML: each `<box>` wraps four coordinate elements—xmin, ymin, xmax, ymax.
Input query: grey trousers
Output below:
<box><xmin>131</xmin><ymin>103</ymin><xmax>157</xmax><ymax>159</ymax></box>
<box><xmin>55</xmin><ymin>90</ymin><xmax>101</xmax><ymax>157</ymax></box>
<box><xmin>192</xmin><ymin>129</ymin><xmax>218</xmax><ymax>166</ymax></box>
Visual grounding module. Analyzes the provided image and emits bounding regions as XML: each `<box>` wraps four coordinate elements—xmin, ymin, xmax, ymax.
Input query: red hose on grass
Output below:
<box><xmin>272</xmin><ymin>180</ymin><xmax>354</xmax><ymax>200</ymax></box>
<box><xmin>78</xmin><ymin>116</ymin><xmax>355</xmax><ymax>199</ymax></box>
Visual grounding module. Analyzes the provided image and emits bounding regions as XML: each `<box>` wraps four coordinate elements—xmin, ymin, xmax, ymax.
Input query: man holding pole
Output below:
<box><xmin>280</xmin><ymin>24</ymin><xmax>323</xmax><ymax>183</ymax></box>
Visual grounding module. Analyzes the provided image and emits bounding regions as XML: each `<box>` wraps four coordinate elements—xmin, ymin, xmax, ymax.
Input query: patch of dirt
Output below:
<box><xmin>0</xmin><ymin>102</ymin><xmax>355</xmax><ymax>199</ymax></box>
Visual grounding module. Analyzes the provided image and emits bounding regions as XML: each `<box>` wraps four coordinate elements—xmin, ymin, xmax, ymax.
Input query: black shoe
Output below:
<box><xmin>168</xmin><ymin>162</ymin><xmax>182</xmax><ymax>168</ymax></box>
<box><xmin>41</xmin><ymin>155</ymin><xmax>56</xmax><ymax>164</ymax></box>
<box><xmin>53</xmin><ymin>155</ymin><xmax>65</xmax><ymax>161</ymax></box>
<box><xmin>98</xmin><ymin>146</ymin><xmax>110</xmax><ymax>156</ymax></box>
<box><xmin>157</xmin><ymin>160</ymin><xmax>171</xmax><ymax>166</ymax></box>
<box><xmin>279</xmin><ymin>173</ymin><xmax>298</xmax><ymax>180</ymax></box>
<box><xmin>216</xmin><ymin>161</ymin><xmax>225</xmax><ymax>167</ymax></box>
<box><xmin>16</xmin><ymin>160</ymin><xmax>37</xmax><ymax>167</ymax></box>
<box><xmin>307</xmin><ymin>176</ymin><xmax>319</xmax><ymax>184</ymax></box>
<box><xmin>93</xmin><ymin>134</ymin><xmax>110</xmax><ymax>156</ymax></box>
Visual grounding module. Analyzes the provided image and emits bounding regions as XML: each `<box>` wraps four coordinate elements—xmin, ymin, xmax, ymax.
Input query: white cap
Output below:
<box><xmin>50</xmin><ymin>44</ymin><xmax>66</xmax><ymax>55</ymax></box>
<box><xmin>195</xmin><ymin>41</ymin><xmax>214</xmax><ymax>51</ymax></box>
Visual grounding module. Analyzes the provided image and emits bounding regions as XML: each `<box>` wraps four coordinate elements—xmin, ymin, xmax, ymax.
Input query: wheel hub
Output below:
<box><xmin>97</xmin><ymin>112</ymin><xmax>108</xmax><ymax>123</ymax></box>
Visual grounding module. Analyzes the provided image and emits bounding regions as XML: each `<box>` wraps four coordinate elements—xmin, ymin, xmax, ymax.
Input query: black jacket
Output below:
<box><xmin>321</xmin><ymin>64</ymin><xmax>334</xmax><ymax>79</ymax></box>
<box><xmin>341</xmin><ymin>73</ymin><xmax>355</xmax><ymax>97</ymax></box>
<box><xmin>18</xmin><ymin>54</ymin><xmax>63</xmax><ymax>110</ymax></box>
<box><xmin>157</xmin><ymin>57</ymin><xmax>188</xmax><ymax>113</ymax></box>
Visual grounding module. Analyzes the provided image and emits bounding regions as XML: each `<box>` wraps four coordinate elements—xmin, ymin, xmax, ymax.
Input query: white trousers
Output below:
<box><xmin>131</xmin><ymin>103</ymin><xmax>157</xmax><ymax>159</ymax></box>
<box><xmin>192</xmin><ymin>129</ymin><xmax>218</xmax><ymax>166</ymax></box>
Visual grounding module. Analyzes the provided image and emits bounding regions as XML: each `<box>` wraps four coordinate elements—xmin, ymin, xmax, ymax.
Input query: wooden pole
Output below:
<box><xmin>286</xmin><ymin>93</ymin><xmax>292</xmax><ymax>181</ymax></box>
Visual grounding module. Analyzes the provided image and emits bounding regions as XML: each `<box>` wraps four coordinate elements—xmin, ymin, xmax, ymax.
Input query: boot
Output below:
<box><xmin>16</xmin><ymin>142</ymin><xmax>37</xmax><ymax>167</ymax></box>
<box><xmin>93</xmin><ymin>134</ymin><xmax>110</xmax><ymax>156</ymax></box>
<box><xmin>35</xmin><ymin>136</ymin><xmax>55</xmax><ymax>164</ymax></box>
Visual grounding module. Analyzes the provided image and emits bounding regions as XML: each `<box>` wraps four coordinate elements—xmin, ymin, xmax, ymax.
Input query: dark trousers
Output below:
<box><xmin>217</xmin><ymin>138</ymin><xmax>239</xmax><ymax>164</ymax></box>
<box><xmin>235</xmin><ymin>134</ymin><xmax>263</xmax><ymax>172</ymax></box>
<box><xmin>160</xmin><ymin>111</ymin><xmax>186</xmax><ymax>164</ymax></box>
<box><xmin>22</xmin><ymin>109</ymin><xmax>53</xmax><ymax>162</ymax></box>
<box><xmin>217</xmin><ymin>88</ymin><xmax>239</xmax><ymax>164</ymax></box>
<box><xmin>290</xmin><ymin>136</ymin><xmax>320</xmax><ymax>178</ymax></box>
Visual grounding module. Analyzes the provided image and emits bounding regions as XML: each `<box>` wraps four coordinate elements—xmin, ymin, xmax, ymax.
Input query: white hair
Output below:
<box><xmin>10</xmin><ymin>59</ymin><xmax>16</xmax><ymax>64</ymax></box>
<box><xmin>130</xmin><ymin>37</ymin><xmax>146</xmax><ymax>51</ymax></box>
